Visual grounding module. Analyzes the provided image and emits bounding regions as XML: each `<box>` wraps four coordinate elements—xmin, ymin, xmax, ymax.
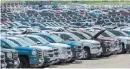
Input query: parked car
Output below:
<box><xmin>0</xmin><ymin>52</ymin><xmax>7</xmax><ymax>68</ymax></box>
<box><xmin>1</xmin><ymin>48</ymin><xmax>20</xmax><ymax>68</ymax></box>
<box><xmin>52</xmin><ymin>32</ymin><xmax>102</xmax><ymax>59</ymax></box>
<box><xmin>104</xmin><ymin>30</ymin><xmax>130</xmax><ymax>53</ymax></box>
<box><xmin>15</xmin><ymin>35</ymin><xmax>59</xmax><ymax>66</ymax></box>
<box><xmin>0</xmin><ymin>37</ymin><xmax>44</xmax><ymax>68</ymax></box>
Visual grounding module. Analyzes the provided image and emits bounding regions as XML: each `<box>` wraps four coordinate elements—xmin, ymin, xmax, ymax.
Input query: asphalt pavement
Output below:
<box><xmin>49</xmin><ymin>54</ymin><xmax>130</xmax><ymax>68</ymax></box>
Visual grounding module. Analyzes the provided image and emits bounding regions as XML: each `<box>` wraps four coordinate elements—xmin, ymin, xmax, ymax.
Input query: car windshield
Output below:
<box><xmin>38</xmin><ymin>35</ymin><xmax>56</xmax><ymax>43</ymax></box>
<box><xmin>101</xmin><ymin>32</ymin><xmax>111</xmax><ymax>37</ymax></box>
<box><xmin>27</xmin><ymin>37</ymin><xmax>43</xmax><ymax>44</ymax></box>
<box><xmin>71</xmin><ymin>32</ymin><xmax>87</xmax><ymax>39</ymax></box>
<box><xmin>3</xmin><ymin>39</ymin><xmax>20</xmax><ymax>47</ymax></box>
<box><xmin>8</xmin><ymin>38</ymin><xmax>30</xmax><ymax>47</ymax></box>
<box><xmin>21</xmin><ymin>37</ymin><xmax>37</xmax><ymax>45</ymax></box>
<box><xmin>109</xmin><ymin>30</ymin><xmax>125</xmax><ymax>36</ymax></box>
<box><xmin>50</xmin><ymin>35</ymin><xmax>64</xmax><ymax>43</ymax></box>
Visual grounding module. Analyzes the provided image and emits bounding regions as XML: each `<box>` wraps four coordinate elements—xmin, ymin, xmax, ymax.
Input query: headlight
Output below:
<box><xmin>32</xmin><ymin>50</ymin><xmax>37</xmax><ymax>56</ymax></box>
<box><xmin>7</xmin><ymin>53</ymin><xmax>13</xmax><ymax>59</ymax></box>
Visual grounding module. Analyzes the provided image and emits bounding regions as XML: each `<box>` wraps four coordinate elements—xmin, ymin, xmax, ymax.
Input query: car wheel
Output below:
<box><xmin>19</xmin><ymin>57</ymin><xmax>29</xmax><ymax>68</ymax></box>
<box><xmin>121</xmin><ymin>43</ymin><xmax>127</xmax><ymax>54</ymax></box>
<box><xmin>82</xmin><ymin>48</ymin><xmax>91</xmax><ymax>60</ymax></box>
<box><xmin>66</xmin><ymin>59</ymin><xmax>75</xmax><ymax>63</ymax></box>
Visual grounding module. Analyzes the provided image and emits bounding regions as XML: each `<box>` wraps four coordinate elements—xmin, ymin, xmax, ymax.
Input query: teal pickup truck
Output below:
<box><xmin>0</xmin><ymin>38</ymin><xmax>44</xmax><ymax>68</ymax></box>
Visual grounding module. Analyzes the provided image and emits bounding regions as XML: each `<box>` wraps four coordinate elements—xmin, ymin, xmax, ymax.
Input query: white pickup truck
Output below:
<box><xmin>52</xmin><ymin>32</ymin><xmax>102</xmax><ymax>59</ymax></box>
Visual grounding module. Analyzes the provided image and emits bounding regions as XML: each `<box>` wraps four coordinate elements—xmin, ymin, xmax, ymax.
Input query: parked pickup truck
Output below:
<box><xmin>1</xmin><ymin>48</ymin><xmax>20</xmax><ymax>68</ymax></box>
<box><xmin>15</xmin><ymin>35</ymin><xmax>59</xmax><ymax>66</ymax></box>
<box><xmin>0</xmin><ymin>52</ymin><xmax>7</xmax><ymax>68</ymax></box>
<box><xmin>7</xmin><ymin>36</ymin><xmax>57</xmax><ymax>67</ymax></box>
<box><xmin>52</xmin><ymin>32</ymin><xmax>102</xmax><ymax>59</ymax></box>
<box><xmin>0</xmin><ymin>38</ymin><xmax>44</xmax><ymax>68</ymax></box>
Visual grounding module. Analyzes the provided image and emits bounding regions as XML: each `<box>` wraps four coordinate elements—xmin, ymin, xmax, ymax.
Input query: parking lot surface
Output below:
<box><xmin>50</xmin><ymin>54</ymin><xmax>130</xmax><ymax>68</ymax></box>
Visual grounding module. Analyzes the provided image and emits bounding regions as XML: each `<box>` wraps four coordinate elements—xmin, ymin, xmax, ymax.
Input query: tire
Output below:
<box><xmin>19</xmin><ymin>57</ymin><xmax>29</xmax><ymax>68</ymax></box>
<box><xmin>66</xmin><ymin>59</ymin><xmax>75</xmax><ymax>63</ymax></box>
<box><xmin>121</xmin><ymin>43</ymin><xmax>127</xmax><ymax>54</ymax></box>
<box><xmin>82</xmin><ymin>48</ymin><xmax>91</xmax><ymax>60</ymax></box>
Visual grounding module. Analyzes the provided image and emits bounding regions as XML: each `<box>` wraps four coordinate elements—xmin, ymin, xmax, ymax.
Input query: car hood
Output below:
<box><xmin>62</xmin><ymin>41</ymin><xmax>82</xmax><ymax>47</ymax></box>
<box><xmin>1</xmin><ymin>48</ymin><xmax>17</xmax><ymax>53</ymax></box>
<box><xmin>31</xmin><ymin>46</ymin><xmax>53</xmax><ymax>50</ymax></box>
<box><xmin>97</xmin><ymin>37</ymin><xmax>115</xmax><ymax>41</ymax></box>
<box><xmin>117</xmin><ymin>36</ymin><xmax>130</xmax><ymax>40</ymax></box>
<box><xmin>49</xmin><ymin>43</ymin><xmax>71</xmax><ymax>47</ymax></box>
<box><xmin>14</xmin><ymin>46</ymin><xmax>36</xmax><ymax>51</ymax></box>
<box><xmin>80</xmin><ymin>40</ymin><xmax>100</xmax><ymax>44</ymax></box>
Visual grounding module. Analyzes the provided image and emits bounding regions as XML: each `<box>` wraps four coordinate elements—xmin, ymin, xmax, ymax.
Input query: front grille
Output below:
<box><xmin>78</xmin><ymin>46</ymin><xmax>82</xmax><ymax>49</ymax></box>
<box><xmin>54</xmin><ymin>49</ymin><xmax>58</xmax><ymax>51</ymax></box>
<box><xmin>48</xmin><ymin>54</ymin><xmax>53</xmax><ymax>57</ymax></box>
<box><xmin>48</xmin><ymin>50</ymin><xmax>53</xmax><ymax>52</ymax></box>
<box><xmin>54</xmin><ymin>49</ymin><xmax>59</xmax><ymax>57</ymax></box>
<box><xmin>67</xmin><ymin>51</ymin><xmax>71</xmax><ymax>54</ymax></box>
<box><xmin>13</xmin><ymin>52</ymin><xmax>18</xmax><ymax>59</ymax></box>
<box><xmin>67</xmin><ymin>47</ymin><xmax>71</xmax><ymax>50</ymax></box>
<box><xmin>37</xmin><ymin>50</ymin><xmax>43</xmax><ymax>59</ymax></box>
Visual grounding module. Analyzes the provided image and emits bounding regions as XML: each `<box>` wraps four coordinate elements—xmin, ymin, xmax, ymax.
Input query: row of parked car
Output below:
<box><xmin>1</xmin><ymin>4</ymin><xmax>130</xmax><ymax>68</ymax></box>
<box><xmin>1</xmin><ymin>25</ymin><xmax>130</xmax><ymax>68</ymax></box>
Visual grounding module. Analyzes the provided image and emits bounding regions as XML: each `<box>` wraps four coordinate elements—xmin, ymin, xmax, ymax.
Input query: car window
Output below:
<box><xmin>109</xmin><ymin>30</ymin><xmax>125</xmax><ymax>36</ymax></box>
<box><xmin>101</xmin><ymin>32</ymin><xmax>110</xmax><ymax>37</ymax></box>
<box><xmin>71</xmin><ymin>32</ymin><xmax>87</xmax><ymax>39</ymax></box>
<box><xmin>1</xmin><ymin>41</ymin><xmax>10</xmax><ymax>48</ymax></box>
<box><xmin>27</xmin><ymin>37</ymin><xmax>42</xmax><ymax>44</ymax></box>
<box><xmin>60</xmin><ymin>34</ymin><xmax>75</xmax><ymax>41</ymax></box>
<box><xmin>8</xmin><ymin>39</ymin><xmax>22</xmax><ymax>46</ymax></box>
<box><xmin>124</xmin><ymin>31</ymin><xmax>130</xmax><ymax>35</ymax></box>
<box><xmin>39</xmin><ymin>35</ymin><xmax>56</xmax><ymax>43</ymax></box>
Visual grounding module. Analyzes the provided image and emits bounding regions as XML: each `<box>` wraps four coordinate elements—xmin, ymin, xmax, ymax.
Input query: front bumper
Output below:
<box><xmin>91</xmin><ymin>47</ymin><xmax>103</xmax><ymax>57</ymax></box>
<box><xmin>6</xmin><ymin>59</ymin><xmax>20</xmax><ymax>68</ymax></box>
<box><xmin>110</xmin><ymin>45</ymin><xmax>121</xmax><ymax>54</ymax></box>
<box><xmin>72</xmin><ymin>51</ymin><xmax>82</xmax><ymax>60</ymax></box>
<box><xmin>30</xmin><ymin>57</ymin><xmax>44</xmax><ymax>67</ymax></box>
